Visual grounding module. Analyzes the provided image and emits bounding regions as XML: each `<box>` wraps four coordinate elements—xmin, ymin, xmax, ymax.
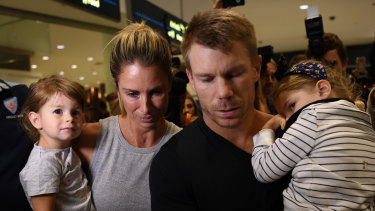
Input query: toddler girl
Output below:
<box><xmin>20</xmin><ymin>75</ymin><xmax>93</xmax><ymax>211</ymax></box>
<box><xmin>252</xmin><ymin>61</ymin><xmax>375</xmax><ymax>210</ymax></box>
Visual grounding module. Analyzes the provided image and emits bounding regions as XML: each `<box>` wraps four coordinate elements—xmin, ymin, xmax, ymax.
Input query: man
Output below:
<box><xmin>0</xmin><ymin>80</ymin><xmax>33</xmax><ymax>210</ymax></box>
<box><xmin>258</xmin><ymin>58</ymin><xmax>278</xmax><ymax>114</ymax></box>
<box><xmin>306</xmin><ymin>32</ymin><xmax>348</xmax><ymax>74</ymax></box>
<box><xmin>150</xmin><ymin>9</ymin><xmax>289</xmax><ymax>210</ymax></box>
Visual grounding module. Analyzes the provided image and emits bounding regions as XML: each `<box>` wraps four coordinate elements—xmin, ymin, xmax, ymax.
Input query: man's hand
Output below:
<box><xmin>213</xmin><ymin>0</ymin><xmax>223</xmax><ymax>9</ymax></box>
<box><xmin>262</xmin><ymin>114</ymin><xmax>286</xmax><ymax>131</ymax></box>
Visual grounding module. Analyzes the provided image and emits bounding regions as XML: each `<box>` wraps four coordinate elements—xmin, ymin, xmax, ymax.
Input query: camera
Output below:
<box><xmin>222</xmin><ymin>0</ymin><xmax>245</xmax><ymax>8</ymax></box>
<box><xmin>305</xmin><ymin>6</ymin><xmax>324</xmax><ymax>60</ymax></box>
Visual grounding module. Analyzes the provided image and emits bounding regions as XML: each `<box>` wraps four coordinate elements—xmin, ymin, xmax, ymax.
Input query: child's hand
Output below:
<box><xmin>262</xmin><ymin>114</ymin><xmax>286</xmax><ymax>131</ymax></box>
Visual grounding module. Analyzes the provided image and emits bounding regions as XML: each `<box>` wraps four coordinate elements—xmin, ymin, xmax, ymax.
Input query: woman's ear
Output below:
<box><xmin>316</xmin><ymin>80</ymin><xmax>332</xmax><ymax>98</ymax></box>
<box><xmin>28</xmin><ymin>112</ymin><xmax>42</xmax><ymax>130</ymax></box>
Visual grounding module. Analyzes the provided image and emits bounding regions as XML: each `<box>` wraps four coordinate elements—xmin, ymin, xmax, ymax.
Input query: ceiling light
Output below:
<box><xmin>87</xmin><ymin>57</ymin><xmax>94</xmax><ymax>61</ymax></box>
<box><xmin>71</xmin><ymin>65</ymin><xmax>78</xmax><ymax>69</ymax></box>
<box><xmin>57</xmin><ymin>45</ymin><xmax>65</xmax><ymax>49</ymax></box>
<box><xmin>79</xmin><ymin>76</ymin><xmax>85</xmax><ymax>81</ymax></box>
<box><xmin>96</xmin><ymin>80</ymin><xmax>101</xmax><ymax>84</ymax></box>
<box><xmin>31</xmin><ymin>64</ymin><xmax>38</xmax><ymax>69</ymax></box>
<box><xmin>84</xmin><ymin>84</ymin><xmax>89</xmax><ymax>88</ymax></box>
<box><xmin>59</xmin><ymin>71</ymin><xmax>64</xmax><ymax>75</ymax></box>
<box><xmin>92</xmin><ymin>71</ymin><xmax>97</xmax><ymax>75</ymax></box>
<box><xmin>299</xmin><ymin>5</ymin><xmax>309</xmax><ymax>10</ymax></box>
<box><xmin>42</xmin><ymin>56</ymin><xmax>49</xmax><ymax>60</ymax></box>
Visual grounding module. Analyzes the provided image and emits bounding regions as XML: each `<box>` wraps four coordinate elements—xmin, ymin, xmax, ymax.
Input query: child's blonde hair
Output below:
<box><xmin>273</xmin><ymin>60</ymin><xmax>361</xmax><ymax>103</ymax></box>
<box><xmin>21</xmin><ymin>75</ymin><xmax>86</xmax><ymax>142</ymax></box>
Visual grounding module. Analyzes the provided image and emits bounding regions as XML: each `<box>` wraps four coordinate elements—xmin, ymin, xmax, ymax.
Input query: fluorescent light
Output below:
<box><xmin>42</xmin><ymin>56</ymin><xmax>49</xmax><ymax>60</ymax></box>
<box><xmin>92</xmin><ymin>71</ymin><xmax>97</xmax><ymax>76</ymax></box>
<box><xmin>59</xmin><ymin>71</ymin><xmax>64</xmax><ymax>75</ymax></box>
<box><xmin>96</xmin><ymin>80</ymin><xmax>101</xmax><ymax>84</ymax></box>
<box><xmin>79</xmin><ymin>76</ymin><xmax>85</xmax><ymax>81</ymax></box>
<box><xmin>31</xmin><ymin>64</ymin><xmax>38</xmax><ymax>69</ymax></box>
<box><xmin>87</xmin><ymin>57</ymin><xmax>94</xmax><ymax>61</ymax></box>
<box><xmin>71</xmin><ymin>65</ymin><xmax>78</xmax><ymax>69</ymax></box>
<box><xmin>299</xmin><ymin>5</ymin><xmax>309</xmax><ymax>10</ymax></box>
<box><xmin>57</xmin><ymin>45</ymin><xmax>65</xmax><ymax>49</ymax></box>
<box><xmin>84</xmin><ymin>84</ymin><xmax>89</xmax><ymax>88</ymax></box>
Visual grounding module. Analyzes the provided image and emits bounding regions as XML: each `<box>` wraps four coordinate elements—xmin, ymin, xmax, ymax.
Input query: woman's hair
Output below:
<box><xmin>181</xmin><ymin>9</ymin><xmax>257</xmax><ymax>72</ymax></box>
<box><xmin>21</xmin><ymin>75</ymin><xmax>85</xmax><ymax>142</ymax></box>
<box><xmin>110</xmin><ymin>22</ymin><xmax>172</xmax><ymax>87</ymax></box>
<box><xmin>273</xmin><ymin>60</ymin><xmax>361</xmax><ymax>102</ymax></box>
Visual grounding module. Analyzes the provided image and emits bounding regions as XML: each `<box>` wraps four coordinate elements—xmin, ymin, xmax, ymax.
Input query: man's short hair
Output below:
<box><xmin>306</xmin><ymin>32</ymin><xmax>348</xmax><ymax>63</ymax></box>
<box><xmin>181</xmin><ymin>9</ymin><xmax>257</xmax><ymax>72</ymax></box>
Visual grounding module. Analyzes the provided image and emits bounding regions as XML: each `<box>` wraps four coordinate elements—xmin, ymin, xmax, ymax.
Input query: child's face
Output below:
<box><xmin>275</xmin><ymin>87</ymin><xmax>322</xmax><ymax>120</ymax></box>
<box><xmin>32</xmin><ymin>93</ymin><xmax>84</xmax><ymax>148</ymax></box>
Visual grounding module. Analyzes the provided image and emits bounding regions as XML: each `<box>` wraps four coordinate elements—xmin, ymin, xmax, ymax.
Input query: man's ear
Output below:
<box><xmin>316</xmin><ymin>80</ymin><xmax>332</xmax><ymax>98</ymax></box>
<box><xmin>186</xmin><ymin>69</ymin><xmax>196</xmax><ymax>92</ymax></box>
<box><xmin>28</xmin><ymin>112</ymin><xmax>42</xmax><ymax>130</ymax></box>
<box><xmin>253</xmin><ymin>55</ymin><xmax>262</xmax><ymax>83</ymax></box>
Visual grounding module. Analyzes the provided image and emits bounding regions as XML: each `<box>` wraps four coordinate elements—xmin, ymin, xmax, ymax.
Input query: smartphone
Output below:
<box><xmin>222</xmin><ymin>0</ymin><xmax>245</xmax><ymax>8</ymax></box>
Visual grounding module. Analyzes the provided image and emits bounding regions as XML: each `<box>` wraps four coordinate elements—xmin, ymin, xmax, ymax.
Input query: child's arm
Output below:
<box><xmin>262</xmin><ymin>114</ymin><xmax>286</xmax><ymax>132</ymax></box>
<box><xmin>252</xmin><ymin>110</ymin><xmax>317</xmax><ymax>183</ymax></box>
<box><xmin>31</xmin><ymin>193</ymin><xmax>56</xmax><ymax>211</ymax></box>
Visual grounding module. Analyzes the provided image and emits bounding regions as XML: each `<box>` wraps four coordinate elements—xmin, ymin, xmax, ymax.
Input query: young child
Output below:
<box><xmin>19</xmin><ymin>76</ymin><xmax>93</xmax><ymax>211</ymax></box>
<box><xmin>252</xmin><ymin>61</ymin><xmax>375</xmax><ymax>210</ymax></box>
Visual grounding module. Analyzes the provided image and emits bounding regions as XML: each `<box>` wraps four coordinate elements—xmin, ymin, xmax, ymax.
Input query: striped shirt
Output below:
<box><xmin>252</xmin><ymin>99</ymin><xmax>375</xmax><ymax>210</ymax></box>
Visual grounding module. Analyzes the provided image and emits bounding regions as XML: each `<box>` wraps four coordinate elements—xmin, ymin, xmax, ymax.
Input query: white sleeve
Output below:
<box><xmin>252</xmin><ymin>109</ymin><xmax>317</xmax><ymax>183</ymax></box>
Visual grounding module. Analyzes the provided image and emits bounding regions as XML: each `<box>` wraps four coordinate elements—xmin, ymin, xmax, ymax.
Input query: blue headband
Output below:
<box><xmin>287</xmin><ymin>62</ymin><xmax>328</xmax><ymax>80</ymax></box>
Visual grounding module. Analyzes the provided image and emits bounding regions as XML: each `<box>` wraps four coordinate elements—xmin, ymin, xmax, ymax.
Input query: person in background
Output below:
<box><xmin>0</xmin><ymin>79</ymin><xmax>33</xmax><ymax>211</ymax></box>
<box><xmin>306</xmin><ymin>32</ymin><xmax>348</xmax><ymax>74</ymax></box>
<box><xmin>257</xmin><ymin>58</ymin><xmax>278</xmax><ymax>114</ymax></box>
<box><xmin>182</xmin><ymin>93</ymin><xmax>200</xmax><ymax>126</ymax></box>
<box><xmin>97</xmin><ymin>100</ymin><xmax>110</xmax><ymax>120</ymax></box>
<box><xmin>252</xmin><ymin>61</ymin><xmax>375</xmax><ymax>210</ymax></box>
<box><xmin>165</xmin><ymin>74</ymin><xmax>187</xmax><ymax>127</ymax></box>
<box><xmin>20</xmin><ymin>75</ymin><xmax>92</xmax><ymax>211</ymax></box>
<box><xmin>105</xmin><ymin>91</ymin><xmax>122</xmax><ymax>116</ymax></box>
<box><xmin>150</xmin><ymin>9</ymin><xmax>289</xmax><ymax>210</ymax></box>
<box><xmin>73</xmin><ymin>22</ymin><xmax>181</xmax><ymax>211</ymax></box>
<box><xmin>368</xmin><ymin>87</ymin><xmax>375</xmax><ymax>130</ymax></box>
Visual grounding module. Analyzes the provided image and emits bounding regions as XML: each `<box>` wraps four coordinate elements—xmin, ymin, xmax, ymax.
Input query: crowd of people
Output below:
<box><xmin>1</xmin><ymin>0</ymin><xmax>375</xmax><ymax>210</ymax></box>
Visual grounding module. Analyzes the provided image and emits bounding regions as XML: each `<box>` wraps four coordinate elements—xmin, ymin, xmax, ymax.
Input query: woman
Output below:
<box><xmin>74</xmin><ymin>23</ymin><xmax>181</xmax><ymax>210</ymax></box>
<box><xmin>182</xmin><ymin>93</ymin><xmax>200</xmax><ymax>126</ymax></box>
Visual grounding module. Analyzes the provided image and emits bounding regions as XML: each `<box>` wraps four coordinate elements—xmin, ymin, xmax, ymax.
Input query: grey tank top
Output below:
<box><xmin>89</xmin><ymin>116</ymin><xmax>181</xmax><ymax>211</ymax></box>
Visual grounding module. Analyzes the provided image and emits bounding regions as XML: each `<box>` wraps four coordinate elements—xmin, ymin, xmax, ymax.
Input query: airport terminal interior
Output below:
<box><xmin>1</xmin><ymin>0</ymin><xmax>375</xmax><ymax>108</ymax></box>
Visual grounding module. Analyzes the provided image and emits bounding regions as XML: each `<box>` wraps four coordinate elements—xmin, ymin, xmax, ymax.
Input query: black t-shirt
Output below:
<box><xmin>0</xmin><ymin>81</ymin><xmax>33</xmax><ymax>210</ymax></box>
<box><xmin>150</xmin><ymin>116</ymin><xmax>291</xmax><ymax>211</ymax></box>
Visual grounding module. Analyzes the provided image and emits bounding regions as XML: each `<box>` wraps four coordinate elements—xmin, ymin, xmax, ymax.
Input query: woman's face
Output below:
<box><xmin>183</xmin><ymin>98</ymin><xmax>196</xmax><ymax>115</ymax></box>
<box><xmin>117</xmin><ymin>60</ymin><xmax>170</xmax><ymax>128</ymax></box>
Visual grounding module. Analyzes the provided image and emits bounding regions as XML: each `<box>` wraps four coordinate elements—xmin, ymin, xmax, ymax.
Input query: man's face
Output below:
<box><xmin>260</xmin><ymin>62</ymin><xmax>277</xmax><ymax>97</ymax></box>
<box><xmin>186</xmin><ymin>41</ymin><xmax>260</xmax><ymax>130</ymax></box>
<box><xmin>323</xmin><ymin>49</ymin><xmax>347</xmax><ymax>74</ymax></box>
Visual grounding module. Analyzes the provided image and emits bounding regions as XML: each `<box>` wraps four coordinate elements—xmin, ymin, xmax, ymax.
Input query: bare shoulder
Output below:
<box><xmin>72</xmin><ymin>122</ymin><xmax>99</xmax><ymax>166</ymax></box>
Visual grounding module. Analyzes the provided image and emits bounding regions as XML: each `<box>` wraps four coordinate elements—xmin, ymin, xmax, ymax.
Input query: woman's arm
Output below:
<box><xmin>72</xmin><ymin>122</ymin><xmax>99</xmax><ymax>167</ymax></box>
<box><xmin>31</xmin><ymin>193</ymin><xmax>56</xmax><ymax>211</ymax></box>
